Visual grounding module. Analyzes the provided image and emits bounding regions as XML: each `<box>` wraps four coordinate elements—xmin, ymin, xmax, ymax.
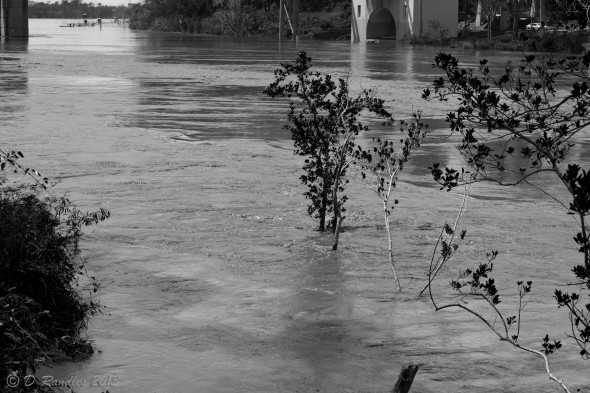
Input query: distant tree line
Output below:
<box><xmin>130</xmin><ymin>0</ymin><xmax>349</xmax><ymax>31</ymax></box>
<box><xmin>30</xmin><ymin>0</ymin><xmax>131</xmax><ymax>19</ymax></box>
<box><xmin>128</xmin><ymin>0</ymin><xmax>350</xmax><ymax>35</ymax></box>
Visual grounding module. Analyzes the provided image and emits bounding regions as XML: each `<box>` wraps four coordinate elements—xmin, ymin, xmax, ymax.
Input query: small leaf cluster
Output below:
<box><xmin>435</xmin><ymin>223</ymin><xmax>466</xmax><ymax>266</ymax></box>
<box><xmin>451</xmin><ymin>252</ymin><xmax>500</xmax><ymax>304</ymax></box>
<box><xmin>542</xmin><ymin>334</ymin><xmax>563</xmax><ymax>356</ymax></box>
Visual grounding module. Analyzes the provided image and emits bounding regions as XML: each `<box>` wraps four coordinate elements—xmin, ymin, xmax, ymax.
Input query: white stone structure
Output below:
<box><xmin>351</xmin><ymin>0</ymin><xmax>458</xmax><ymax>42</ymax></box>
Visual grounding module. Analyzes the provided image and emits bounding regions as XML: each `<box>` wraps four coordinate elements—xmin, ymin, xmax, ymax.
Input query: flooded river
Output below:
<box><xmin>1</xmin><ymin>19</ymin><xmax>589</xmax><ymax>393</ymax></box>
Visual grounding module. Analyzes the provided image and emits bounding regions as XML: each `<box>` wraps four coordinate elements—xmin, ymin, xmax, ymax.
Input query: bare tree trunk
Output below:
<box><xmin>384</xmin><ymin>202</ymin><xmax>401</xmax><ymax>291</ymax></box>
<box><xmin>391</xmin><ymin>365</ymin><xmax>419</xmax><ymax>393</ymax></box>
<box><xmin>332</xmin><ymin>215</ymin><xmax>344</xmax><ymax>250</ymax></box>
<box><xmin>318</xmin><ymin>151</ymin><xmax>329</xmax><ymax>232</ymax></box>
<box><xmin>331</xmin><ymin>166</ymin><xmax>344</xmax><ymax>249</ymax></box>
<box><xmin>419</xmin><ymin>0</ymin><xmax>423</xmax><ymax>35</ymax></box>
<box><xmin>512</xmin><ymin>0</ymin><xmax>519</xmax><ymax>38</ymax></box>
<box><xmin>279</xmin><ymin>0</ymin><xmax>285</xmax><ymax>38</ymax></box>
<box><xmin>320</xmin><ymin>170</ymin><xmax>328</xmax><ymax>231</ymax></box>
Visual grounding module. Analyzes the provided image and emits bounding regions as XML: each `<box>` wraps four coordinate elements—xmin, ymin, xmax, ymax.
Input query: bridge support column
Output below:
<box><xmin>0</xmin><ymin>0</ymin><xmax>29</xmax><ymax>38</ymax></box>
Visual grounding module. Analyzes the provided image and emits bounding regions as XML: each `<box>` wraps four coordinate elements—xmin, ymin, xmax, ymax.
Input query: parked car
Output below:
<box><xmin>526</xmin><ymin>22</ymin><xmax>542</xmax><ymax>31</ymax></box>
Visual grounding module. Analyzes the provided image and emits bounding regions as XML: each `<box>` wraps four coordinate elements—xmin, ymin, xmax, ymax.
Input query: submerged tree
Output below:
<box><xmin>422</xmin><ymin>51</ymin><xmax>590</xmax><ymax>391</ymax></box>
<box><xmin>264</xmin><ymin>51</ymin><xmax>396</xmax><ymax>249</ymax></box>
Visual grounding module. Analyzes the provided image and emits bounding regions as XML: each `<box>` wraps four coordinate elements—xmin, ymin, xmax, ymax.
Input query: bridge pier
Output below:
<box><xmin>351</xmin><ymin>0</ymin><xmax>458</xmax><ymax>43</ymax></box>
<box><xmin>0</xmin><ymin>0</ymin><xmax>28</xmax><ymax>38</ymax></box>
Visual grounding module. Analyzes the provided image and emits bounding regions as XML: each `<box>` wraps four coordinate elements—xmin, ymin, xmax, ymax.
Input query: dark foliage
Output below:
<box><xmin>128</xmin><ymin>0</ymin><xmax>350</xmax><ymax>35</ymax></box>
<box><xmin>30</xmin><ymin>1</ymin><xmax>129</xmax><ymax>19</ymax></box>
<box><xmin>0</xmin><ymin>183</ymin><xmax>109</xmax><ymax>391</ymax></box>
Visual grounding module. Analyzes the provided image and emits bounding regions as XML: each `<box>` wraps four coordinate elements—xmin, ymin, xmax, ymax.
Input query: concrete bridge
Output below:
<box><xmin>351</xmin><ymin>0</ymin><xmax>458</xmax><ymax>42</ymax></box>
<box><xmin>0</xmin><ymin>0</ymin><xmax>28</xmax><ymax>38</ymax></box>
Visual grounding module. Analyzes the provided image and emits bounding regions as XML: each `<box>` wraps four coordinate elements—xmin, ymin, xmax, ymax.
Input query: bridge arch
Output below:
<box><xmin>367</xmin><ymin>7</ymin><xmax>396</xmax><ymax>39</ymax></box>
<box><xmin>351</xmin><ymin>0</ymin><xmax>459</xmax><ymax>43</ymax></box>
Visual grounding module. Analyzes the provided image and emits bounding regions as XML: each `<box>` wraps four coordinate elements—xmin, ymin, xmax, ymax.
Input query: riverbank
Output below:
<box><xmin>449</xmin><ymin>29</ymin><xmax>589</xmax><ymax>53</ymax></box>
<box><xmin>409</xmin><ymin>28</ymin><xmax>590</xmax><ymax>53</ymax></box>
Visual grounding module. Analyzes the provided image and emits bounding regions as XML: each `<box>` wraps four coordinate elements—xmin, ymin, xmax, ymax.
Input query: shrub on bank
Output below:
<box><xmin>128</xmin><ymin>5</ymin><xmax>153</xmax><ymax>30</ymax></box>
<box><xmin>151</xmin><ymin>15</ymin><xmax>182</xmax><ymax>33</ymax></box>
<box><xmin>410</xmin><ymin>20</ymin><xmax>451</xmax><ymax>46</ymax></box>
<box><xmin>0</xmin><ymin>185</ymin><xmax>108</xmax><ymax>392</ymax></box>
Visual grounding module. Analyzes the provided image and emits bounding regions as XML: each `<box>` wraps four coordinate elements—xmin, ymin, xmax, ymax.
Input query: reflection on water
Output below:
<box><xmin>281</xmin><ymin>245</ymin><xmax>349</xmax><ymax>391</ymax></box>
<box><xmin>0</xmin><ymin>39</ymin><xmax>28</xmax><ymax>120</ymax></box>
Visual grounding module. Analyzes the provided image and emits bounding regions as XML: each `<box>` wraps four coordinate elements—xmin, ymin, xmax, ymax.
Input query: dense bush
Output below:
<box><xmin>0</xmin><ymin>186</ymin><xmax>109</xmax><ymax>391</ymax></box>
<box><xmin>128</xmin><ymin>5</ymin><xmax>154</xmax><ymax>30</ymax></box>
<box><xmin>410</xmin><ymin>20</ymin><xmax>451</xmax><ymax>46</ymax></box>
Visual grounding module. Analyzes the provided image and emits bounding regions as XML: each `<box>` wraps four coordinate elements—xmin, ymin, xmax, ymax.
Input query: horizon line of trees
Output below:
<box><xmin>127</xmin><ymin>0</ymin><xmax>348</xmax><ymax>25</ymax></box>
<box><xmin>29</xmin><ymin>1</ymin><xmax>131</xmax><ymax>19</ymax></box>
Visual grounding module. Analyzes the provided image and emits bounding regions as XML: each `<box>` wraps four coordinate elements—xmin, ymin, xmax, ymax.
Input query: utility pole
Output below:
<box><xmin>279</xmin><ymin>0</ymin><xmax>285</xmax><ymax>39</ymax></box>
<box><xmin>278</xmin><ymin>0</ymin><xmax>299</xmax><ymax>39</ymax></box>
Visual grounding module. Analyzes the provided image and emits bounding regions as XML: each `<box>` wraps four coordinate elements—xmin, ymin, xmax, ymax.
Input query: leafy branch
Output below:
<box><xmin>427</xmin><ymin>243</ymin><xmax>571</xmax><ymax>393</ymax></box>
<box><xmin>0</xmin><ymin>149</ymin><xmax>49</xmax><ymax>189</ymax></box>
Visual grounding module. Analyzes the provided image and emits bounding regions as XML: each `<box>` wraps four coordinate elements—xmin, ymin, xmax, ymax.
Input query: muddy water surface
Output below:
<box><xmin>1</xmin><ymin>19</ymin><xmax>589</xmax><ymax>393</ymax></box>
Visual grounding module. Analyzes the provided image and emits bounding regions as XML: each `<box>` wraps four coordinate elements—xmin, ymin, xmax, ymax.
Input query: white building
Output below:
<box><xmin>351</xmin><ymin>0</ymin><xmax>459</xmax><ymax>42</ymax></box>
